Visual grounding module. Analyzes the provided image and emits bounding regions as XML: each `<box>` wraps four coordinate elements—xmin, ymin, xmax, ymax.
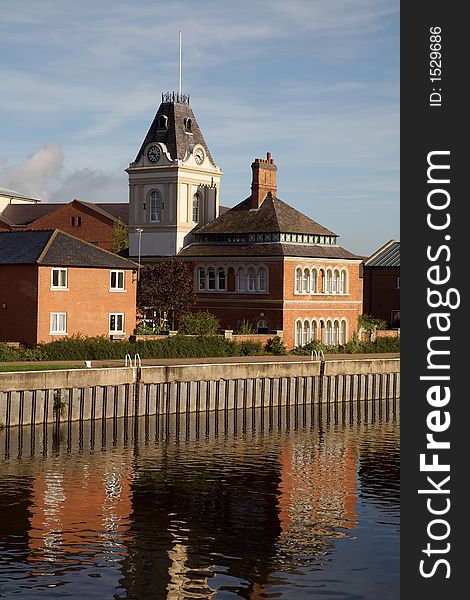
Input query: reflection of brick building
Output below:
<box><xmin>362</xmin><ymin>240</ymin><xmax>400</xmax><ymax>328</ymax></box>
<box><xmin>277</xmin><ymin>434</ymin><xmax>358</xmax><ymax>555</ymax></box>
<box><xmin>28</xmin><ymin>460</ymin><xmax>132</xmax><ymax>563</ymax></box>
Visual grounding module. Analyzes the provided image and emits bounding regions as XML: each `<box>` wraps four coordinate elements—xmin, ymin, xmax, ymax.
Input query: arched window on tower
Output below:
<box><xmin>192</xmin><ymin>193</ymin><xmax>200</xmax><ymax>223</ymax></box>
<box><xmin>150</xmin><ymin>191</ymin><xmax>162</xmax><ymax>223</ymax></box>
<box><xmin>184</xmin><ymin>117</ymin><xmax>192</xmax><ymax>132</ymax></box>
<box><xmin>157</xmin><ymin>115</ymin><xmax>168</xmax><ymax>129</ymax></box>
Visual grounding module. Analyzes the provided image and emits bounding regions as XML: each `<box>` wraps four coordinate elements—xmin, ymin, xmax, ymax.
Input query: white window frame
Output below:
<box><xmin>149</xmin><ymin>190</ymin><xmax>162</xmax><ymax>223</ymax></box>
<box><xmin>192</xmin><ymin>192</ymin><xmax>200</xmax><ymax>223</ymax></box>
<box><xmin>109</xmin><ymin>313</ymin><xmax>124</xmax><ymax>334</ymax></box>
<box><xmin>51</xmin><ymin>268</ymin><xmax>68</xmax><ymax>290</ymax></box>
<box><xmin>110</xmin><ymin>270</ymin><xmax>125</xmax><ymax>291</ymax></box>
<box><xmin>50</xmin><ymin>312</ymin><xmax>67</xmax><ymax>335</ymax></box>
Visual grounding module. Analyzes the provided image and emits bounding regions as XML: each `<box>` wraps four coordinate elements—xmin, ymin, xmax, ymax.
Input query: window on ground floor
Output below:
<box><xmin>109</xmin><ymin>313</ymin><xmax>124</xmax><ymax>334</ymax></box>
<box><xmin>50</xmin><ymin>312</ymin><xmax>67</xmax><ymax>334</ymax></box>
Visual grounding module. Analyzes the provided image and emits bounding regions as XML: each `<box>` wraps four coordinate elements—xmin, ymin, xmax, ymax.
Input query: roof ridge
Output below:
<box><xmin>36</xmin><ymin>230</ymin><xmax>57</xmax><ymax>263</ymax></box>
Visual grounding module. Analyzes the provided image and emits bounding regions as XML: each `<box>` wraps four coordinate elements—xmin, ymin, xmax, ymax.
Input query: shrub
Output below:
<box><xmin>236</xmin><ymin>319</ymin><xmax>256</xmax><ymax>334</ymax></box>
<box><xmin>265</xmin><ymin>336</ymin><xmax>287</xmax><ymax>355</ymax></box>
<box><xmin>178</xmin><ymin>311</ymin><xmax>221</xmax><ymax>336</ymax></box>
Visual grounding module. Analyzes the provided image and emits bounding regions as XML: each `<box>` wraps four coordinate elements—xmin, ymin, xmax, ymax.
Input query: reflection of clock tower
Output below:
<box><xmin>127</xmin><ymin>91</ymin><xmax>223</xmax><ymax>258</ymax></box>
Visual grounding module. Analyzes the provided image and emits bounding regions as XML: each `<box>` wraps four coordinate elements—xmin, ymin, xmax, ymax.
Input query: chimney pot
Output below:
<box><xmin>250</xmin><ymin>153</ymin><xmax>277</xmax><ymax>209</ymax></box>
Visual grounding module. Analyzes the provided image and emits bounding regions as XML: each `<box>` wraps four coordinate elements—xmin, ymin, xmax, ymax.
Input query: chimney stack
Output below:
<box><xmin>251</xmin><ymin>152</ymin><xmax>277</xmax><ymax>209</ymax></box>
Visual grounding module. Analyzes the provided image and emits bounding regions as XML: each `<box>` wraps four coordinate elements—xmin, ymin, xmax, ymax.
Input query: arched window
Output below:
<box><xmin>311</xmin><ymin>320</ymin><xmax>318</xmax><ymax>341</ymax></box>
<box><xmin>247</xmin><ymin>267</ymin><xmax>256</xmax><ymax>291</ymax></box>
<box><xmin>340</xmin><ymin>320</ymin><xmax>347</xmax><ymax>344</ymax></box>
<box><xmin>295</xmin><ymin>267</ymin><xmax>302</xmax><ymax>293</ymax></box>
<box><xmin>333</xmin><ymin>270</ymin><xmax>340</xmax><ymax>294</ymax></box>
<box><xmin>207</xmin><ymin>267</ymin><xmax>216</xmax><ymax>290</ymax></box>
<box><xmin>258</xmin><ymin>267</ymin><xmax>267</xmax><ymax>292</ymax></box>
<box><xmin>302</xmin><ymin>268</ymin><xmax>310</xmax><ymax>293</ymax></box>
<box><xmin>340</xmin><ymin>270</ymin><xmax>347</xmax><ymax>294</ymax></box>
<box><xmin>150</xmin><ymin>190</ymin><xmax>162</xmax><ymax>223</ymax></box>
<box><xmin>319</xmin><ymin>269</ymin><xmax>326</xmax><ymax>293</ymax></box>
<box><xmin>311</xmin><ymin>269</ymin><xmax>317</xmax><ymax>293</ymax></box>
<box><xmin>326</xmin><ymin>269</ymin><xmax>332</xmax><ymax>293</ymax></box>
<box><xmin>295</xmin><ymin>320</ymin><xmax>302</xmax><ymax>347</ymax></box>
<box><xmin>217</xmin><ymin>267</ymin><xmax>226</xmax><ymax>291</ymax></box>
<box><xmin>333</xmin><ymin>320</ymin><xmax>340</xmax><ymax>344</ymax></box>
<box><xmin>325</xmin><ymin>320</ymin><xmax>332</xmax><ymax>344</ymax></box>
<box><xmin>157</xmin><ymin>115</ymin><xmax>168</xmax><ymax>129</ymax></box>
<box><xmin>197</xmin><ymin>267</ymin><xmax>206</xmax><ymax>291</ymax></box>
<box><xmin>192</xmin><ymin>193</ymin><xmax>200</xmax><ymax>223</ymax></box>
<box><xmin>237</xmin><ymin>268</ymin><xmax>247</xmax><ymax>291</ymax></box>
<box><xmin>302</xmin><ymin>320</ymin><xmax>310</xmax><ymax>346</ymax></box>
<box><xmin>184</xmin><ymin>117</ymin><xmax>192</xmax><ymax>132</ymax></box>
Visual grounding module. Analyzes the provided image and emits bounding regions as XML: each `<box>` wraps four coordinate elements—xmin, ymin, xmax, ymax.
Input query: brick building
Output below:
<box><xmin>179</xmin><ymin>155</ymin><xmax>363</xmax><ymax>349</ymax></box>
<box><xmin>362</xmin><ymin>239</ymin><xmax>400</xmax><ymax>328</ymax></box>
<box><xmin>127</xmin><ymin>93</ymin><xmax>364</xmax><ymax>349</ymax></box>
<box><xmin>0</xmin><ymin>230</ymin><xmax>137</xmax><ymax>347</ymax></box>
<box><xmin>0</xmin><ymin>199</ymin><xmax>128</xmax><ymax>251</ymax></box>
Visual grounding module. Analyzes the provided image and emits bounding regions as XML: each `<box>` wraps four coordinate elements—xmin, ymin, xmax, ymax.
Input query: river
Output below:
<box><xmin>0</xmin><ymin>400</ymin><xmax>399</xmax><ymax>599</ymax></box>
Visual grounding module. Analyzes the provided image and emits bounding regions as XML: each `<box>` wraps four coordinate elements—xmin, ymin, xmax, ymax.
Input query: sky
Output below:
<box><xmin>0</xmin><ymin>0</ymin><xmax>399</xmax><ymax>256</ymax></box>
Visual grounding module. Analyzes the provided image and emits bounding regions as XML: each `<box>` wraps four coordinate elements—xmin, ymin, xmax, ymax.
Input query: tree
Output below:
<box><xmin>138</xmin><ymin>258</ymin><xmax>196</xmax><ymax>330</ymax></box>
<box><xmin>179</xmin><ymin>311</ymin><xmax>220</xmax><ymax>335</ymax></box>
<box><xmin>110</xmin><ymin>217</ymin><xmax>129</xmax><ymax>253</ymax></box>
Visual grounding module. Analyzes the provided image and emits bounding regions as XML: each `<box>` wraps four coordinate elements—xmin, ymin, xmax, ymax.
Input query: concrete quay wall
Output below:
<box><xmin>0</xmin><ymin>357</ymin><xmax>400</xmax><ymax>427</ymax></box>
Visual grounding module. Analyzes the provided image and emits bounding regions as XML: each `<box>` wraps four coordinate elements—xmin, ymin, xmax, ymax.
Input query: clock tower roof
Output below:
<box><xmin>133</xmin><ymin>92</ymin><xmax>216</xmax><ymax>167</ymax></box>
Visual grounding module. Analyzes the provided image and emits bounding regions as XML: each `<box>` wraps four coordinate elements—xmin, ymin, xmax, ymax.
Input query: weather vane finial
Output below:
<box><xmin>178</xmin><ymin>29</ymin><xmax>182</xmax><ymax>95</ymax></box>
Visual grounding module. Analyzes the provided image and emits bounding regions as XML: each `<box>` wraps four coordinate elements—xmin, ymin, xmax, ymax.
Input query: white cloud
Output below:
<box><xmin>0</xmin><ymin>142</ymin><xmax>64</xmax><ymax>200</ymax></box>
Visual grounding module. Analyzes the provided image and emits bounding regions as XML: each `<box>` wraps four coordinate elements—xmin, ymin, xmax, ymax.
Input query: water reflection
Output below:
<box><xmin>0</xmin><ymin>401</ymin><xmax>399</xmax><ymax>599</ymax></box>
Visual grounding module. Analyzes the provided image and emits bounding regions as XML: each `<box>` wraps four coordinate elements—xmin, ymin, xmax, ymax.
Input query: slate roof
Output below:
<box><xmin>0</xmin><ymin>230</ymin><xmax>138</xmax><ymax>269</ymax></box>
<box><xmin>364</xmin><ymin>240</ymin><xmax>400</xmax><ymax>267</ymax></box>
<box><xmin>194</xmin><ymin>194</ymin><xmax>337</xmax><ymax>237</ymax></box>
<box><xmin>2</xmin><ymin>200</ymin><xmax>129</xmax><ymax>226</ymax></box>
<box><xmin>179</xmin><ymin>242</ymin><xmax>360</xmax><ymax>260</ymax></box>
<box><xmin>134</xmin><ymin>97</ymin><xmax>216</xmax><ymax>167</ymax></box>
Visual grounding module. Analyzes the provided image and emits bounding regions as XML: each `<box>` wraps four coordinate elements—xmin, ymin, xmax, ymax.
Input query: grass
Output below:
<box><xmin>0</xmin><ymin>363</ymin><xmax>82</xmax><ymax>372</ymax></box>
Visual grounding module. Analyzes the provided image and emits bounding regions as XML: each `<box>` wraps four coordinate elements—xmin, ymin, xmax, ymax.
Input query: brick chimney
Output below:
<box><xmin>251</xmin><ymin>152</ymin><xmax>277</xmax><ymax>209</ymax></box>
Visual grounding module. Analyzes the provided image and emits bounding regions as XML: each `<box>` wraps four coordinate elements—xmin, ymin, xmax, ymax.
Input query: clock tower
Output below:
<box><xmin>127</xmin><ymin>92</ymin><xmax>223</xmax><ymax>258</ymax></box>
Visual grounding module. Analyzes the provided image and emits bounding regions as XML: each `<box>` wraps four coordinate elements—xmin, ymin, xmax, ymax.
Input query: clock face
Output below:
<box><xmin>194</xmin><ymin>148</ymin><xmax>204</xmax><ymax>164</ymax></box>
<box><xmin>147</xmin><ymin>145</ymin><xmax>161</xmax><ymax>163</ymax></box>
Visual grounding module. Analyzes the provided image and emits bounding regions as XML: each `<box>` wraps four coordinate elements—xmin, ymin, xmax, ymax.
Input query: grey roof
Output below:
<box><xmin>134</xmin><ymin>98</ymin><xmax>216</xmax><ymax>167</ymax></box>
<box><xmin>195</xmin><ymin>193</ymin><xmax>337</xmax><ymax>237</ymax></box>
<box><xmin>179</xmin><ymin>242</ymin><xmax>361</xmax><ymax>260</ymax></box>
<box><xmin>2</xmin><ymin>203</ymin><xmax>59</xmax><ymax>225</ymax></box>
<box><xmin>2</xmin><ymin>200</ymin><xmax>129</xmax><ymax>226</ymax></box>
<box><xmin>0</xmin><ymin>230</ymin><xmax>138</xmax><ymax>268</ymax></box>
<box><xmin>364</xmin><ymin>240</ymin><xmax>400</xmax><ymax>267</ymax></box>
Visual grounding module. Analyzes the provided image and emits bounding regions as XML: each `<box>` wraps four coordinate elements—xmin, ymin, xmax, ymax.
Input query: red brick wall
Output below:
<box><xmin>184</xmin><ymin>258</ymin><xmax>285</xmax><ymax>332</ymax></box>
<box><xmin>0</xmin><ymin>265</ymin><xmax>39</xmax><ymax>346</ymax></box>
<box><xmin>27</xmin><ymin>202</ymin><xmax>117</xmax><ymax>250</ymax></box>
<box><xmin>181</xmin><ymin>256</ymin><xmax>363</xmax><ymax>349</ymax></box>
<box><xmin>282</xmin><ymin>259</ymin><xmax>363</xmax><ymax>349</ymax></box>
<box><xmin>35</xmin><ymin>266</ymin><xmax>137</xmax><ymax>344</ymax></box>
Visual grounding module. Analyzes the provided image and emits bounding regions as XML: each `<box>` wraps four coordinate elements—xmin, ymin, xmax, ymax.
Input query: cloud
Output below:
<box><xmin>49</xmin><ymin>168</ymin><xmax>125</xmax><ymax>203</ymax></box>
<box><xmin>0</xmin><ymin>142</ymin><xmax>64</xmax><ymax>200</ymax></box>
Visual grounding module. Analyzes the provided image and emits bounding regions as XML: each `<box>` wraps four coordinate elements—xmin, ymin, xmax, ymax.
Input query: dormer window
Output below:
<box><xmin>157</xmin><ymin>115</ymin><xmax>168</xmax><ymax>129</ymax></box>
<box><xmin>184</xmin><ymin>117</ymin><xmax>192</xmax><ymax>132</ymax></box>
